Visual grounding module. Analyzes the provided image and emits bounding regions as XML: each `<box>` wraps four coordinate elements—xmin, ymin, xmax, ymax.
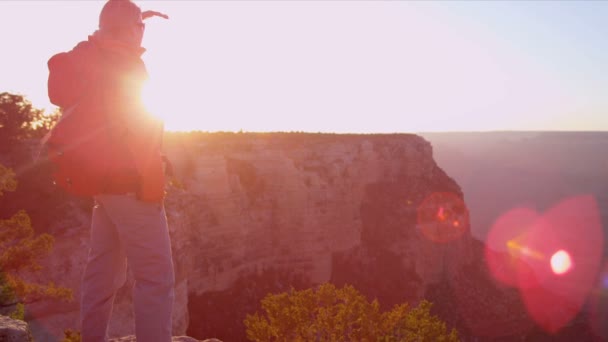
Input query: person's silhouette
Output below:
<box><xmin>47</xmin><ymin>1</ymin><xmax>173</xmax><ymax>341</ymax></box>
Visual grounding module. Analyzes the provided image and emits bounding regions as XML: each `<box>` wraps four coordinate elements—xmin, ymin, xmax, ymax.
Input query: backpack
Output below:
<box><xmin>43</xmin><ymin>39</ymin><xmax>164</xmax><ymax>201</ymax></box>
<box><xmin>40</xmin><ymin>101</ymin><xmax>122</xmax><ymax>197</ymax></box>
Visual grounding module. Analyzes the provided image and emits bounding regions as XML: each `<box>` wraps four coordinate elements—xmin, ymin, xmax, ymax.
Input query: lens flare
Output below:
<box><xmin>550</xmin><ymin>250</ymin><xmax>573</xmax><ymax>275</ymax></box>
<box><xmin>507</xmin><ymin>239</ymin><xmax>544</xmax><ymax>260</ymax></box>
<box><xmin>522</xmin><ymin>196</ymin><xmax>603</xmax><ymax>333</ymax></box>
<box><xmin>485</xmin><ymin>195</ymin><xmax>604</xmax><ymax>334</ymax></box>
<box><xmin>417</xmin><ymin>192</ymin><xmax>469</xmax><ymax>243</ymax></box>
<box><xmin>589</xmin><ymin>263</ymin><xmax>608</xmax><ymax>340</ymax></box>
<box><xmin>437</xmin><ymin>207</ymin><xmax>446</xmax><ymax>221</ymax></box>
<box><xmin>485</xmin><ymin>207</ymin><xmax>539</xmax><ymax>288</ymax></box>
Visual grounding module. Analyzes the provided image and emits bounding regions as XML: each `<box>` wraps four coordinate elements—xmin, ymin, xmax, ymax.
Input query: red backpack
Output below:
<box><xmin>42</xmin><ymin>40</ymin><xmax>140</xmax><ymax>197</ymax></box>
<box><xmin>43</xmin><ymin>38</ymin><xmax>166</xmax><ymax>201</ymax></box>
<box><xmin>41</xmin><ymin>103</ymin><xmax>122</xmax><ymax>197</ymax></box>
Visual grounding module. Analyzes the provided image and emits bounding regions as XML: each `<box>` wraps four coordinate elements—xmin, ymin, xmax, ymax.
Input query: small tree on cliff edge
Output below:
<box><xmin>0</xmin><ymin>92</ymin><xmax>59</xmax><ymax>149</ymax></box>
<box><xmin>244</xmin><ymin>283</ymin><xmax>459</xmax><ymax>341</ymax></box>
<box><xmin>0</xmin><ymin>163</ymin><xmax>72</xmax><ymax>319</ymax></box>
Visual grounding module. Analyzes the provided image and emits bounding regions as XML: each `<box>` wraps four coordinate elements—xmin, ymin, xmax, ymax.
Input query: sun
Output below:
<box><xmin>550</xmin><ymin>250</ymin><xmax>573</xmax><ymax>275</ymax></box>
<box><xmin>142</xmin><ymin>79</ymin><xmax>172</xmax><ymax>129</ymax></box>
<box><xmin>141</xmin><ymin>76</ymin><xmax>196</xmax><ymax>132</ymax></box>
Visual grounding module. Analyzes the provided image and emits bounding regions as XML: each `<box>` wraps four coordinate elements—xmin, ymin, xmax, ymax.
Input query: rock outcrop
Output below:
<box><xmin>0</xmin><ymin>315</ymin><xmax>215</xmax><ymax>342</ymax></box>
<box><xmin>109</xmin><ymin>336</ymin><xmax>221</xmax><ymax>342</ymax></box>
<box><xmin>15</xmin><ymin>133</ymin><xmax>531</xmax><ymax>340</ymax></box>
<box><xmin>0</xmin><ymin>315</ymin><xmax>32</xmax><ymax>342</ymax></box>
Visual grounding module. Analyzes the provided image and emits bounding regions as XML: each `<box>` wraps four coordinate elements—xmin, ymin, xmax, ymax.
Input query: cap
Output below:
<box><xmin>99</xmin><ymin>0</ymin><xmax>142</xmax><ymax>30</ymax></box>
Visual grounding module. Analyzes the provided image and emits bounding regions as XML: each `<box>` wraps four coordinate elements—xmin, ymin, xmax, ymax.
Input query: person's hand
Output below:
<box><xmin>142</xmin><ymin>10</ymin><xmax>169</xmax><ymax>20</ymax></box>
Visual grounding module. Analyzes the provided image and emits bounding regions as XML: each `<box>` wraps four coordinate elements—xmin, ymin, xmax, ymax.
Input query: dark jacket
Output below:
<box><xmin>47</xmin><ymin>33</ymin><xmax>165</xmax><ymax>202</ymax></box>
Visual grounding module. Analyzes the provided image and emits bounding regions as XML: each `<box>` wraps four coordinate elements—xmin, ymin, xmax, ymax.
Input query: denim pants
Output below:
<box><xmin>80</xmin><ymin>194</ymin><xmax>175</xmax><ymax>342</ymax></box>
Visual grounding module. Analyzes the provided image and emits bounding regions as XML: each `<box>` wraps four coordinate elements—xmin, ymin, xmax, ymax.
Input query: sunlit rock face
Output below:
<box><xmin>166</xmin><ymin>133</ymin><xmax>472</xmax><ymax>284</ymax></box>
<box><xmin>162</xmin><ymin>133</ymin><xmax>477</xmax><ymax>340</ymax></box>
<box><xmin>22</xmin><ymin>133</ymin><xmax>530</xmax><ymax>341</ymax></box>
<box><xmin>0</xmin><ymin>315</ymin><xmax>33</xmax><ymax>342</ymax></box>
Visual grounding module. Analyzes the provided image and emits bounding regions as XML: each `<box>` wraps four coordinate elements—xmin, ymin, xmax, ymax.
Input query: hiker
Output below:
<box><xmin>46</xmin><ymin>1</ymin><xmax>173</xmax><ymax>341</ymax></box>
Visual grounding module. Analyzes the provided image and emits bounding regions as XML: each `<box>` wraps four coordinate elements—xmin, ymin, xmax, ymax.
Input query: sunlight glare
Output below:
<box><xmin>550</xmin><ymin>250</ymin><xmax>572</xmax><ymax>275</ymax></box>
<box><xmin>141</xmin><ymin>74</ymin><xmax>194</xmax><ymax>131</ymax></box>
<box><xmin>142</xmin><ymin>81</ymin><xmax>157</xmax><ymax>116</ymax></box>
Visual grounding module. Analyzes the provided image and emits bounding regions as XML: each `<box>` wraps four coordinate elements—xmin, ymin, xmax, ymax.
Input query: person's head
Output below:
<box><xmin>98</xmin><ymin>0</ymin><xmax>145</xmax><ymax>47</ymax></box>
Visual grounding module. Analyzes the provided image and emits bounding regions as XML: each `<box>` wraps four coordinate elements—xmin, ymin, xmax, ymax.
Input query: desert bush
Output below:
<box><xmin>245</xmin><ymin>283</ymin><xmax>459</xmax><ymax>341</ymax></box>
<box><xmin>61</xmin><ymin>329</ymin><xmax>82</xmax><ymax>342</ymax></box>
<box><xmin>0</xmin><ymin>92</ymin><xmax>59</xmax><ymax>149</ymax></box>
<box><xmin>0</xmin><ymin>163</ymin><xmax>72</xmax><ymax>318</ymax></box>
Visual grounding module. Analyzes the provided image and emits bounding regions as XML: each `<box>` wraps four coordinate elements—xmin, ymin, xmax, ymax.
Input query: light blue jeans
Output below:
<box><xmin>80</xmin><ymin>194</ymin><xmax>175</xmax><ymax>342</ymax></box>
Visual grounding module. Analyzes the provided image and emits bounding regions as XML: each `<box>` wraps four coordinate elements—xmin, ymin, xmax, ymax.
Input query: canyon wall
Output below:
<box><xmin>19</xmin><ymin>133</ymin><xmax>532</xmax><ymax>341</ymax></box>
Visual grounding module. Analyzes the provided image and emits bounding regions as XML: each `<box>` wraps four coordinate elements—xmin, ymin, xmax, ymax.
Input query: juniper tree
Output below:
<box><xmin>0</xmin><ymin>163</ymin><xmax>72</xmax><ymax>320</ymax></box>
<box><xmin>245</xmin><ymin>283</ymin><xmax>459</xmax><ymax>342</ymax></box>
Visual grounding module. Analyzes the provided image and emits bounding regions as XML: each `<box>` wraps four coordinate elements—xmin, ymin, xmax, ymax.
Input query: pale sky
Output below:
<box><xmin>1</xmin><ymin>0</ymin><xmax>607</xmax><ymax>132</ymax></box>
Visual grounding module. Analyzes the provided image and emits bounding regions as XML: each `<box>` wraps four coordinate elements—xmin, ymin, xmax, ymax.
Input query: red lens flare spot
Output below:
<box><xmin>437</xmin><ymin>207</ymin><xmax>446</xmax><ymax>221</ymax></box>
<box><xmin>518</xmin><ymin>196</ymin><xmax>603</xmax><ymax>334</ymax></box>
<box><xmin>417</xmin><ymin>192</ymin><xmax>469</xmax><ymax>243</ymax></box>
<box><xmin>550</xmin><ymin>250</ymin><xmax>573</xmax><ymax>275</ymax></box>
<box><xmin>485</xmin><ymin>207</ymin><xmax>539</xmax><ymax>288</ymax></box>
<box><xmin>485</xmin><ymin>196</ymin><xmax>604</xmax><ymax>334</ymax></box>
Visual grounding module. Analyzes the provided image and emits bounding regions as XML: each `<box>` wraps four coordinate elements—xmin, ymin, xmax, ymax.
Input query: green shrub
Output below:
<box><xmin>245</xmin><ymin>283</ymin><xmax>459</xmax><ymax>341</ymax></box>
<box><xmin>0</xmin><ymin>164</ymin><xmax>72</xmax><ymax>314</ymax></box>
<box><xmin>61</xmin><ymin>329</ymin><xmax>82</xmax><ymax>342</ymax></box>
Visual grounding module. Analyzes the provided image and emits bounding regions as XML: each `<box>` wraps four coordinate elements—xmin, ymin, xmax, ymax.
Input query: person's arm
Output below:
<box><xmin>142</xmin><ymin>11</ymin><xmax>169</xmax><ymax>20</ymax></box>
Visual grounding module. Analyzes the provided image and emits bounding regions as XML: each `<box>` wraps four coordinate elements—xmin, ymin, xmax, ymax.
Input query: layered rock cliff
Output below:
<box><xmin>0</xmin><ymin>315</ymin><xmax>33</xmax><ymax>342</ymax></box>
<box><xmin>13</xmin><ymin>133</ymin><xmax>535</xmax><ymax>341</ymax></box>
